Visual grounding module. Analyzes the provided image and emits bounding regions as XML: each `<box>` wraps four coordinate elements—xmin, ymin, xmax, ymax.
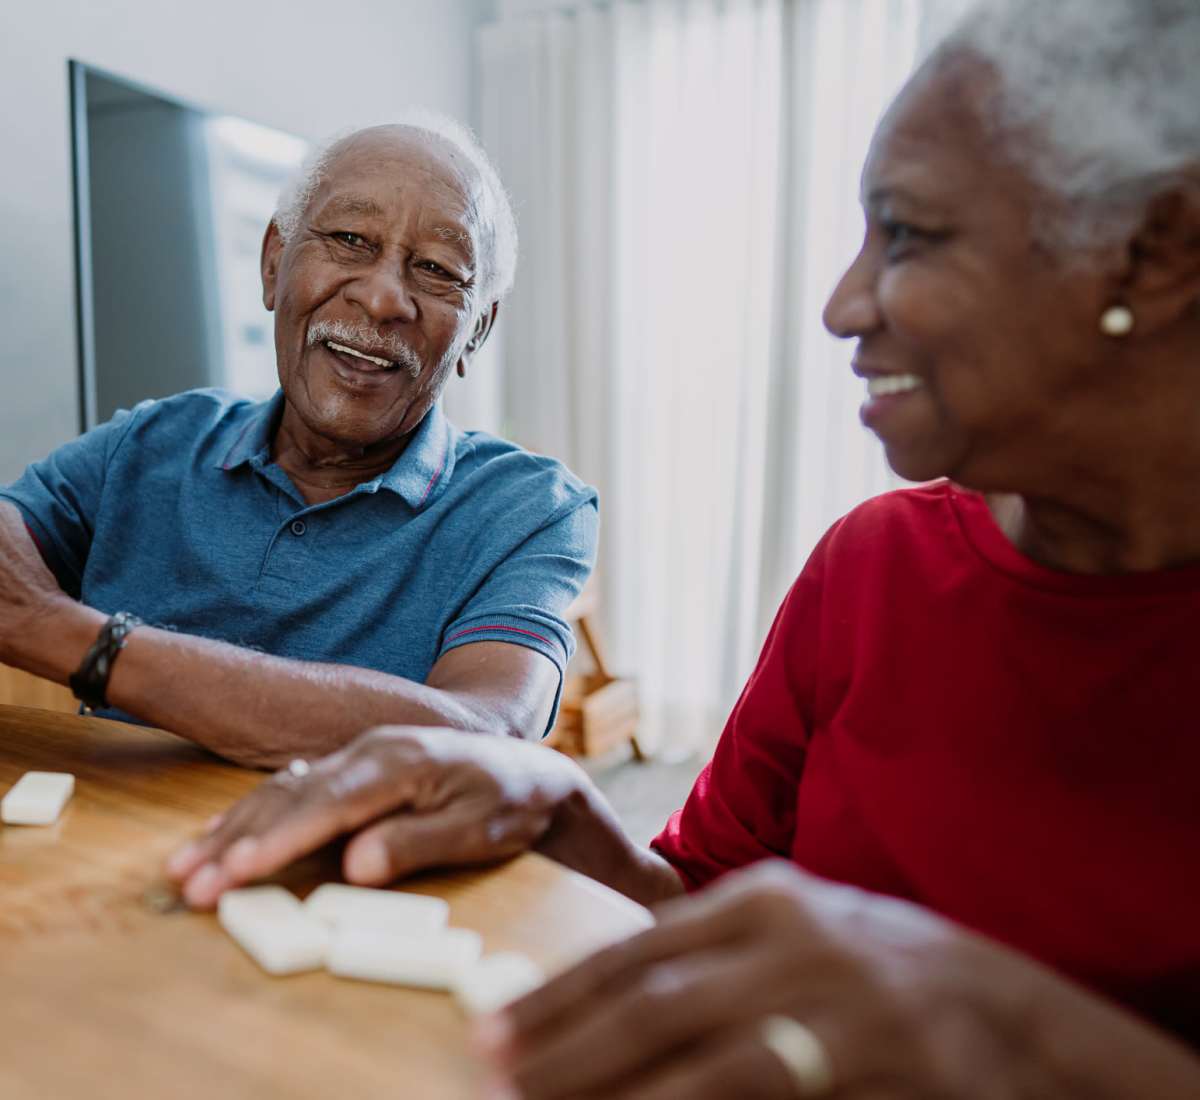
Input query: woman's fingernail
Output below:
<box><xmin>345</xmin><ymin>839</ymin><xmax>390</xmax><ymax>883</ymax></box>
<box><xmin>204</xmin><ymin>813</ymin><xmax>225</xmax><ymax>834</ymax></box>
<box><xmin>225</xmin><ymin>836</ymin><xmax>259</xmax><ymax>871</ymax></box>
<box><xmin>481</xmin><ymin>1080</ymin><xmax>519</xmax><ymax>1100</ymax></box>
<box><xmin>165</xmin><ymin>843</ymin><xmax>198</xmax><ymax>877</ymax></box>
<box><xmin>184</xmin><ymin>862</ymin><xmax>223</xmax><ymax>906</ymax></box>
<box><xmin>473</xmin><ymin>1012</ymin><xmax>515</xmax><ymax>1056</ymax></box>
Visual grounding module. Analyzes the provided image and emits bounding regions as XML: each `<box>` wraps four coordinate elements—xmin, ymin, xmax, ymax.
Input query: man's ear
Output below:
<box><xmin>261</xmin><ymin>221</ymin><xmax>285</xmax><ymax>312</ymax></box>
<box><xmin>457</xmin><ymin>302</ymin><xmax>500</xmax><ymax>378</ymax></box>
<box><xmin>1120</xmin><ymin>176</ymin><xmax>1200</xmax><ymax>329</ymax></box>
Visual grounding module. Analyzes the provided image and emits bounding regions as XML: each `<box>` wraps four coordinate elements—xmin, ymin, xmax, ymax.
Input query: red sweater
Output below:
<box><xmin>653</xmin><ymin>481</ymin><xmax>1200</xmax><ymax>1043</ymax></box>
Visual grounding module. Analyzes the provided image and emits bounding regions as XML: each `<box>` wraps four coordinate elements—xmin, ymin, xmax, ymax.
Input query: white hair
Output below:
<box><xmin>274</xmin><ymin>112</ymin><xmax>518</xmax><ymax>303</ymax></box>
<box><xmin>942</xmin><ymin>0</ymin><xmax>1200</xmax><ymax>249</ymax></box>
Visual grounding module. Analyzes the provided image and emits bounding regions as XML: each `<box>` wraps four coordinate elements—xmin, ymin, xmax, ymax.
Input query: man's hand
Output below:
<box><xmin>0</xmin><ymin>503</ymin><xmax>74</xmax><ymax>669</ymax></box>
<box><xmin>166</xmin><ymin>726</ymin><xmax>584</xmax><ymax>908</ymax></box>
<box><xmin>473</xmin><ymin>861</ymin><xmax>1200</xmax><ymax>1099</ymax></box>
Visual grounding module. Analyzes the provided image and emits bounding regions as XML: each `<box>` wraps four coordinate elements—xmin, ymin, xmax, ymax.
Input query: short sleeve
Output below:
<box><xmin>437</xmin><ymin>496</ymin><xmax>599</xmax><ymax>731</ymax></box>
<box><xmin>650</xmin><ymin>521</ymin><xmax>838</xmax><ymax>890</ymax></box>
<box><xmin>0</xmin><ymin>408</ymin><xmax>138</xmax><ymax>597</ymax></box>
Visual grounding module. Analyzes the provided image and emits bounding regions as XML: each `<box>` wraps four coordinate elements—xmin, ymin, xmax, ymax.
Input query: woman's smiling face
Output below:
<box><xmin>822</xmin><ymin>54</ymin><xmax>1121</xmax><ymax>490</ymax></box>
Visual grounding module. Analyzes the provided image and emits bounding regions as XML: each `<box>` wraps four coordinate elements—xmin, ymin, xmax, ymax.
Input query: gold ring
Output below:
<box><xmin>759</xmin><ymin>1015</ymin><xmax>834</xmax><ymax>1097</ymax></box>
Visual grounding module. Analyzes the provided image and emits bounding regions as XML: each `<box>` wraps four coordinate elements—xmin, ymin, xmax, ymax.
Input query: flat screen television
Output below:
<box><xmin>69</xmin><ymin>62</ymin><xmax>308</xmax><ymax>429</ymax></box>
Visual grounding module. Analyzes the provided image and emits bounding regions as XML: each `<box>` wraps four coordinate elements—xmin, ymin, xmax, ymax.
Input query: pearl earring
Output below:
<box><xmin>1100</xmin><ymin>305</ymin><xmax>1135</xmax><ymax>337</ymax></box>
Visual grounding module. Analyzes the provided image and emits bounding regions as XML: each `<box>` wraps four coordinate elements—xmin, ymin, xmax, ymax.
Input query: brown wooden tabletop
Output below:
<box><xmin>0</xmin><ymin>704</ymin><xmax>652</xmax><ymax>1100</ymax></box>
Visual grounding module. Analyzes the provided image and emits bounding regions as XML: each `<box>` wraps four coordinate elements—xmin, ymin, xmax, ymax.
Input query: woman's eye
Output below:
<box><xmin>880</xmin><ymin>220</ymin><xmax>937</xmax><ymax>261</ymax></box>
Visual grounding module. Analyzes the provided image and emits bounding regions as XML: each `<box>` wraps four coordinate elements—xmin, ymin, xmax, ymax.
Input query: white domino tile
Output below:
<box><xmin>303</xmin><ymin>883</ymin><xmax>449</xmax><ymax>934</ymax></box>
<box><xmin>328</xmin><ymin>925</ymin><xmax>483</xmax><ymax>990</ymax></box>
<box><xmin>1</xmin><ymin>771</ymin><xmax>75</xmax><ymax>825</ymax></box>
<box><xmin>454</xmin><ymin>952</ymin><xmax>545</xmax><ymax>1016</ymax></box>
<box><xmin>217</xmin><ymin>885</ymin><xmax>329</xmax><ymax>976</ymax></box>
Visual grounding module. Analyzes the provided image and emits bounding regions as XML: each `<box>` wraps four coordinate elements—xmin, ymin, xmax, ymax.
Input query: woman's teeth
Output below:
<box><xmin>866</xmin><ymin>374</ymin><xmax>923</xmax><ymax>397</ymax></box>
<box><xmin>326</xmin><ymin>341</ymin><xmax>393</xmax><ymax>369</ymax></box>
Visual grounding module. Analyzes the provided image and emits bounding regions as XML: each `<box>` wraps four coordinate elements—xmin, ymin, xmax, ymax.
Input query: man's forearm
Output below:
<box><xmin>20</xmin><ymin>599</ymin><xmax>508</xmax><ymax>767</ymax></box>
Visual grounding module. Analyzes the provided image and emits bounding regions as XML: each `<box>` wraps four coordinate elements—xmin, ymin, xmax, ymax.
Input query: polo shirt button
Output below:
<box><xmin>290</xmin><ymin>519</ymin><xmax>307</xmax><ymax>537</ymax></box>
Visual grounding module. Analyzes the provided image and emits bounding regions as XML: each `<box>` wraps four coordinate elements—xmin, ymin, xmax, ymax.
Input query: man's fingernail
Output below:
<box><xmin>345</xmin><ymin>840</ymin><xmax>390</xmax><ymax>883</ymax></box>
<box><xmin>166</xmin><ymin>843</ymin><xmax>198</xmax><ymax>877</ymax></box>
<box><xmin>204</xmin><ymin>813</ymin><xmax>225</xmax><ymax>834</ymax></box>
<box><xmin>225</xmin><ymin>836</ymin><xmax>259</xmax><ymax>870</ymax></box>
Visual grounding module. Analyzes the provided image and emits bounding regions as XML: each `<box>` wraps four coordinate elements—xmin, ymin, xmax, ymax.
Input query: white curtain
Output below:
<box><xmin>478</xmin><ymin>0</ymin><xmax>922</xmax><ymax>756</ymax></box>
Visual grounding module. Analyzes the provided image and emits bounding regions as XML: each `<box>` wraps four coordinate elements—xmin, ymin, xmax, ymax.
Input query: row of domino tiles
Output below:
<box><xmin>220</xmin><ymin>883</ymin><xmax>546</xmax><ymax>1016</ymax></box>
<box><xmin>0</xmin><ymin>771</ymin><xmax>543</xmax><ymax>1016</ymax></box>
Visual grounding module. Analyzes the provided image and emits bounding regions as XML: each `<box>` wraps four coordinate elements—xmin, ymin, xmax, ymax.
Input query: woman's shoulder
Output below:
<box><xmin>815</xmin><ymin>480</ymin><xmax>963</xmax><ymax>566</ymax></box>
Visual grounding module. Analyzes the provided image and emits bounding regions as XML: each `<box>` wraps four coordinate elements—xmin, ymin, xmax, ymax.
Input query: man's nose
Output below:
<box><xmin>822</xmin><ymin>249</ymin><xmax>880</xmax><ymax>339</ymax></box>
<box><xmin>348</xmin><ymin>261</ymin><xmax>419</xmax><ymax>325</ymax></box>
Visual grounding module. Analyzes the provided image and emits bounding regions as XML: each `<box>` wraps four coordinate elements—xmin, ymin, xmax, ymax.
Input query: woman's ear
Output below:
<box><xmin>261</xmin><ymin>221</ymin><xmax>285</xmax><ymax>312</ymax></box>
<box><xmin>457</xmin><ymin>302</ymin><xmax>500</xmax><ymax>379</ymax></box>
<box><xmin>1121</xmin><ymin>177</ymin><xmax>1200</xmax><ymax>329</ymax></box>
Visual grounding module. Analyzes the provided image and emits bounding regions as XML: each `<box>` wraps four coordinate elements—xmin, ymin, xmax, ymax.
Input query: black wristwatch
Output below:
<box><xmin>69</xmin><ymin>611</ymin><xmax>144</xmax><ymax>712</ymax></box>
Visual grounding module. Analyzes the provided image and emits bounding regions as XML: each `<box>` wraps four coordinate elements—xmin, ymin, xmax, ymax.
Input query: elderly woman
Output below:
<box><xmin>168</xmin><ymin>0</ymin><xmax>1200</xmax><ymax>1095</ymax></box>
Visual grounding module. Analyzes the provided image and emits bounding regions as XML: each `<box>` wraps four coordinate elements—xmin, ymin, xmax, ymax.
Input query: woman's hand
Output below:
<box><xmin>474</xmin><ymin>860</ymin><xmax>1177</xmax><ymax>1100</ymax></box>
<box><xmin>166</xmin><ymin>725</ymin><xmax>584</xmax><ymax>908</ymax></box>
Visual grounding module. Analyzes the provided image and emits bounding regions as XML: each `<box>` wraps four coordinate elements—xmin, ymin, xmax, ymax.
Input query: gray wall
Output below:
<box><xmin>0</xmin><ymin>0</ymin><xmax>487</xmax><ymax>482</ymax></box>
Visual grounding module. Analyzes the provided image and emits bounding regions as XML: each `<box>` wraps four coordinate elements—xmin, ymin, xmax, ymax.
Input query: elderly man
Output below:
<box><xmin>0</xmin><ymin>118</ymin><xmax>596</xmax><ymax>767</ymax></box>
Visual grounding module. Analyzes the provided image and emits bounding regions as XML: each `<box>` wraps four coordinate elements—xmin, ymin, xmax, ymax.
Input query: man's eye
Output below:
<box><xmin>416</xmin><ymin>260</ymin><xmax>455</xmax><ymax>279</ymax></box>
<box><xmin>331</xmin><ymin>231</ymin><xmax>367</xmax><ymax>248</ymax></box>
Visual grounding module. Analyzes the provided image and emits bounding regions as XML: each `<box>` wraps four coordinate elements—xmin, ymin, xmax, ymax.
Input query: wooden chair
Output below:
<box><xmin>545</xmin><ymin>584</ymin><xmax>644</xmax><ymax>760</ymax></box>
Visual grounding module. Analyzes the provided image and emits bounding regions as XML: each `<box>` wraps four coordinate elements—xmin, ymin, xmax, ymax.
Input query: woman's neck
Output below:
<box><xmin>989</xmin><ymin>467</ymin><xmax>1200</xmax><ymax>574</ymax></box>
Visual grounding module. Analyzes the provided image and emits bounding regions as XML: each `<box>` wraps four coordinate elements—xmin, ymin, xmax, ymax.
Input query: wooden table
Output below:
<box><xmin>0</xmin><ymin>705</ymin><xmax>652</xmax><ymax>1099</ymax></box>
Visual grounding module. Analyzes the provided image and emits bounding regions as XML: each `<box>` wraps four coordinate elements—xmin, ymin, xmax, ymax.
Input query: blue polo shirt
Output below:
<box><xmin>0</xmin><ymin>389</ymin><xmax>597</xmax><ymax>730</ymax></box>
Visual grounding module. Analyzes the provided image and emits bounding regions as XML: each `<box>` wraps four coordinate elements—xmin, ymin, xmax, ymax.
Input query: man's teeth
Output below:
<box><xmin>866</xmin><ymin>374</ymin><xmax>923</xmax><ymax>397</ymax></box>
<box><xmin>326</xmin><ymin>341</ymin><xmax>393</xmax><ymax>368</ymax></box>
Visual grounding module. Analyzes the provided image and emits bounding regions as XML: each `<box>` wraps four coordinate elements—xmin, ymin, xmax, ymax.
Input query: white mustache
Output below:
<box><xmin>307</xmin><ymin>319</ymin><xmax>423</xmax><ymax>379</ymax></box>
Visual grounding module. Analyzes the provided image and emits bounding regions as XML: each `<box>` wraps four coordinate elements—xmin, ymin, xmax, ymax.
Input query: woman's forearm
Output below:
<box><xmin>1027</xmin><ymin>957</ymin><xmax>1200</xmax><ymax>1098</ymax></box>
<box><xmin>536</xmin><ymin>771</ymin><xmax>686</xmax><ymax>907</ymax></box>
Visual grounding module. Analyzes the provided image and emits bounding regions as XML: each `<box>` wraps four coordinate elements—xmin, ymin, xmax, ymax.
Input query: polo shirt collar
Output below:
<box><xmin>218</xmin><ymin>391</ymin><xmax>283</xmax><ymax>471</ymax></box>
<box><xmin>218</xmin><ymin>391</ymin><xmax>455</xmax><ymax>511</ymax></box>
<box><xmin>380</xmin><ymin>402</ymin><xmax>455</xmax><ymax>510</ymax></box>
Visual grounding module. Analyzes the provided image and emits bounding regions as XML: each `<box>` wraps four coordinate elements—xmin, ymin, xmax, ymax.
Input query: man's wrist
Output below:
<box><xmin>16</xmin><ymin>596</ymin><xmax>108</xmax><ymax>684</ymax></box>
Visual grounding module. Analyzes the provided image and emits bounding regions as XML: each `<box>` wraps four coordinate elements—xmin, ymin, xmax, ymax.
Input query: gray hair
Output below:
<box><xmin>274</xmin><ymin>112</ymin><xmax>518</xmax><ymax>303</ymax></box>
<box><xmin>942</xmin><ymin>0</ymin><xmax>1200</xmax><ymax>250</ymax></box>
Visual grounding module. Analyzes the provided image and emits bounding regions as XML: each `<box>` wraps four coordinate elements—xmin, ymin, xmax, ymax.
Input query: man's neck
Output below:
<box><xmin>271</xmin><ymin>407</ymin><xmax>415</xmax><ymax>506</ymax></box>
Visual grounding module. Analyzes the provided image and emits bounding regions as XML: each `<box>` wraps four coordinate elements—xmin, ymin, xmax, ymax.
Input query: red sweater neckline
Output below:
<box><xmin>945</xmin><ymin>481</ymin><xmax>1200</xmax><ymax>597</ymax></box>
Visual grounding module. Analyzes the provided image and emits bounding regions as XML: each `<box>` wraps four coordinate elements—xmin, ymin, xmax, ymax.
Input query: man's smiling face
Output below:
<box><xmin>261</xmin><ymin>127</ymin><xmax>489</xmax><ymax>451</ymax></box>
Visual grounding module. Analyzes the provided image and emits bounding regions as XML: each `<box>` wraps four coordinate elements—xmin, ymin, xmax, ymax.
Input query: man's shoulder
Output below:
<box><xmin>120</xmin><ymin>388</ymin><xmax>261</xmax><ymax>432</ymax></box>
<box><xmin>449</xmin><ymin>428</ymin><xmax>598</xmax><ymax>516</ymax></box>
<box><xmin>110</xmin><ymin>388</ymin><xmax>270</xmax><ymax>460</ymax></box>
